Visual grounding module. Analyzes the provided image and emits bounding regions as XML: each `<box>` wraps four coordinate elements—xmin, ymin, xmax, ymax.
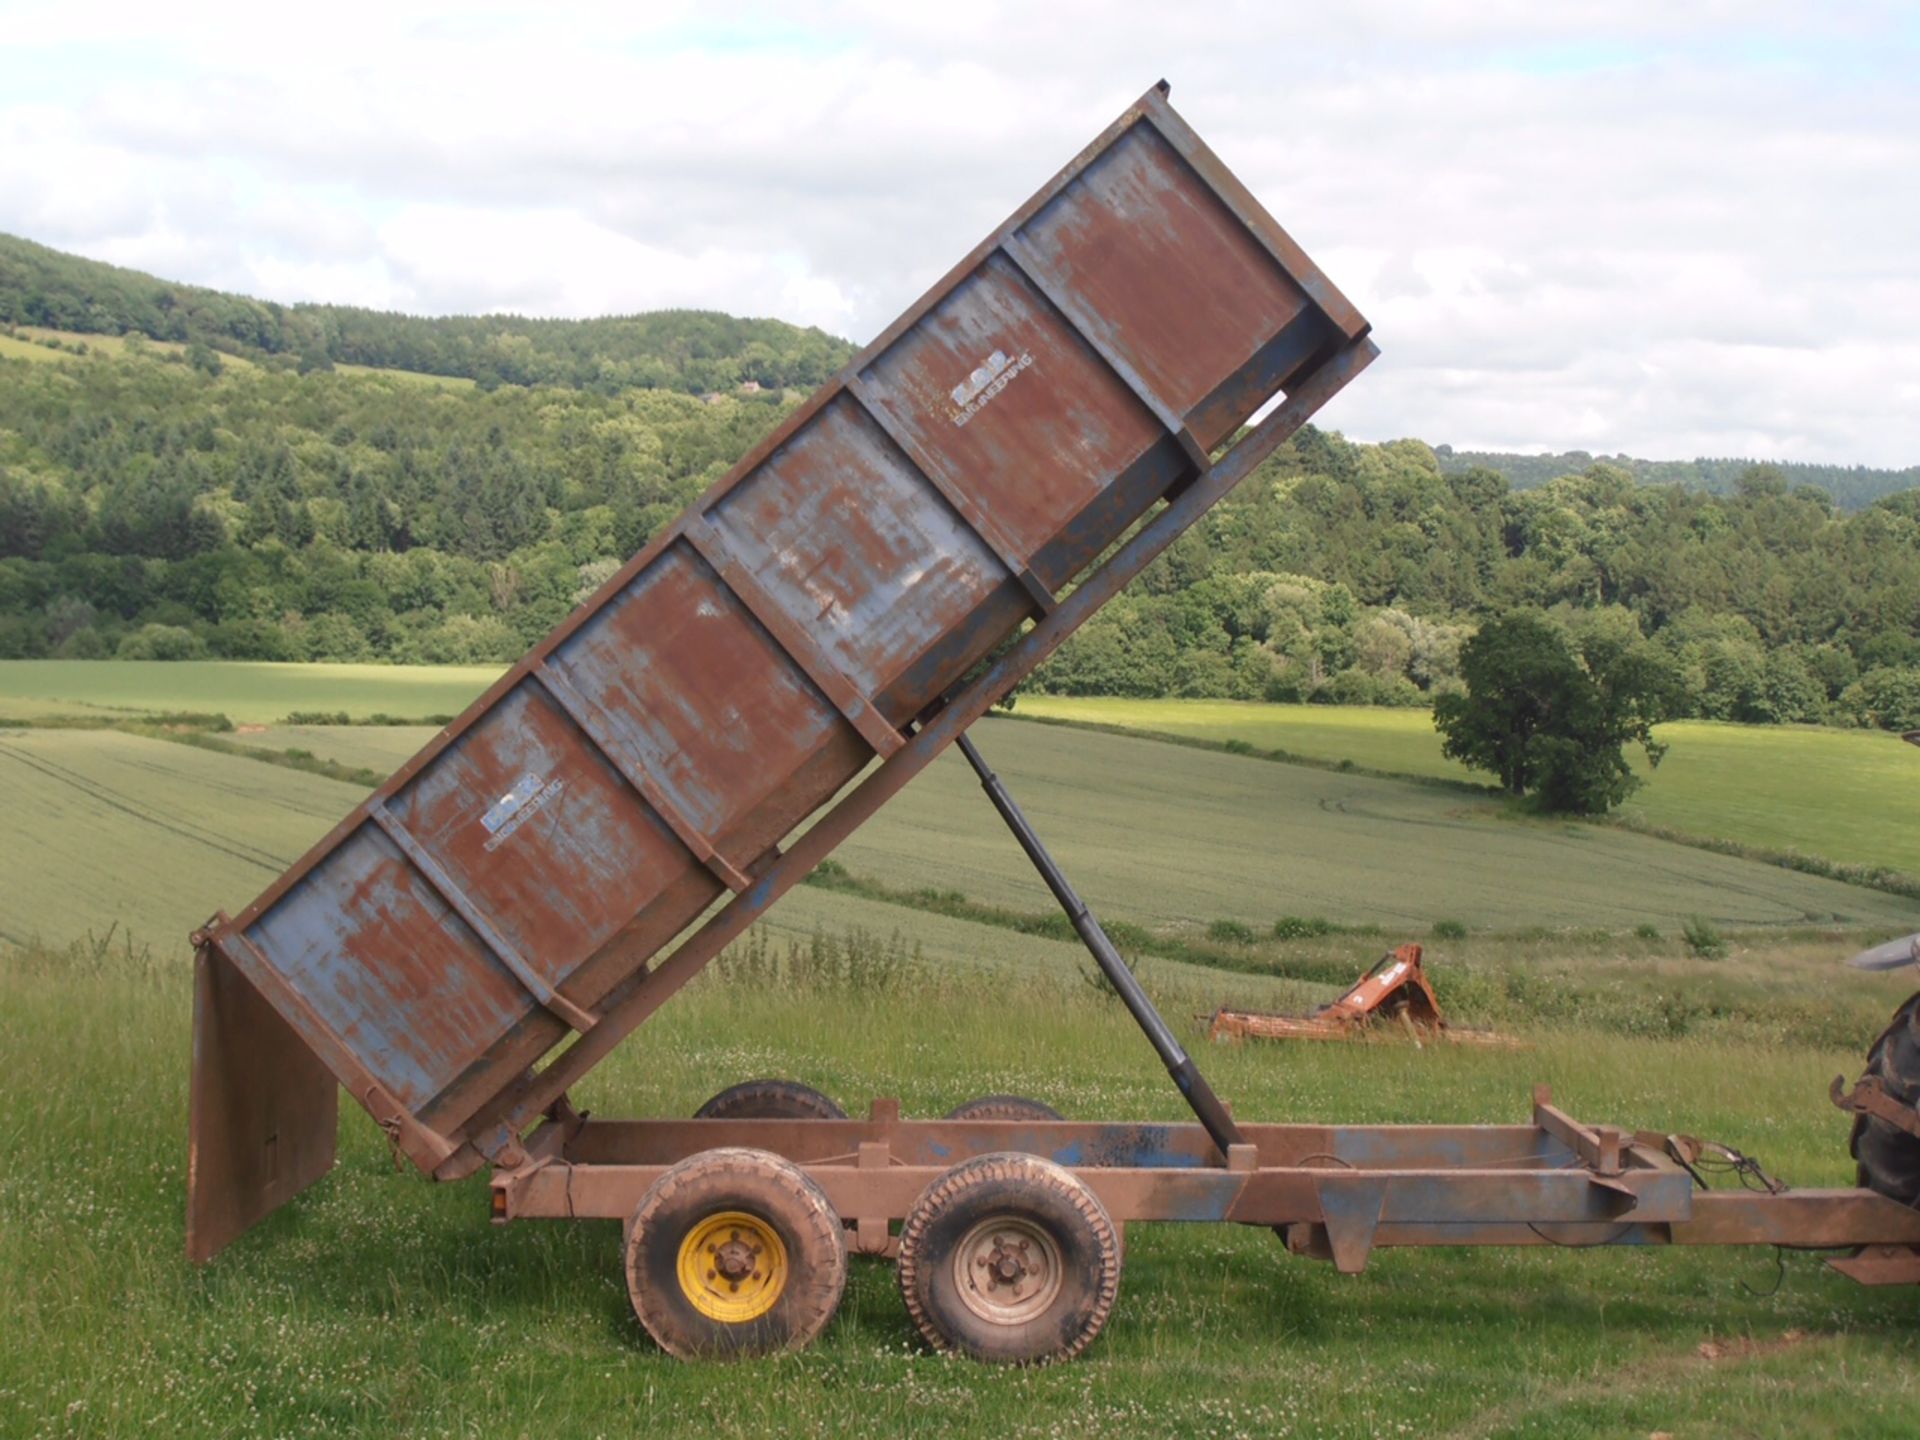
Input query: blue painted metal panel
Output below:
<box><xmin>246</xmin><ymin>826</ymin><xmax>530</xmax><ymax>1111</ymax></box>
<box><xmin>707</xmin><ymin>394</ymin><xmax>1007</xmax><ymax>698</ymax></box>
<box><xmin>384</xmin><ymin>680</ymin><xmax>696</xmax><ymax>991</ymax></box>
<box><xmin>549</xmin><ymin>541</ymin><xmax>847</xmax><ymax>840</ymax></box>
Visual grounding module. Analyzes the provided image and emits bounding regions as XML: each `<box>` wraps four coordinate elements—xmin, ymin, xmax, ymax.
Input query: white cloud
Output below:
<box><xmin>0</xmin><ymin>0</ymin><xmax>1915</xmax><ymax>464</ymax></box>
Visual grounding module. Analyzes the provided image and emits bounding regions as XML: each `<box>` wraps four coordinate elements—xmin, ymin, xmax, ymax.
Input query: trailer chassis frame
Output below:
<box><xmin>493</xmin><ymin>1087</ymin><xmax>1920</xmax><ymax>1285</ymax></box>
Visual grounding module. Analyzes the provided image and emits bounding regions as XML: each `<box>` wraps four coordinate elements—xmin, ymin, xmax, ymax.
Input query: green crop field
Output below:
<box><xmin>0</xmin><ymin>726</ymin><xmax>1321</xmax><ymax>1012</ymax></box>
<box><xmin>7</xmin><ymin>668</ymin><xmax>1920</xmax><ymax>1436</ymax></box>
<box><xmin>842</xmin><ymin>720</ymin><xmax>1920</xmax><ymax>933</ymax></box>
<box><xmin>17</xmin><ymin>715</ymin><xmax>1913</xmax><ymax>945</ymax></box>
<box><xmin>10</xmin><ymin>664</ymin><xmax>1916</xmax><ymax>886</ymax></box>
<box><xmin>230</xmin><ymin>722</ymin><xmax>442</xmax><ymax>774</ymax></box>
<box><xmin>0</xmin><ymin>659</ymin><xmax>500</xmax><ymax>724</ymax></box>
<box><xmin>214</xmin><ymin>713</ymin><xmax>1920</xmax><ymax>934</ymax></box>
<box><xmin>0</xmin><ymin>729</ymin><xmax>356</xmax><ymax>949</ymax></box>
<box><xmin>1017</xmin><ymin>696</ymin><xmax>1920</xmax><ymax>881</ymax></box>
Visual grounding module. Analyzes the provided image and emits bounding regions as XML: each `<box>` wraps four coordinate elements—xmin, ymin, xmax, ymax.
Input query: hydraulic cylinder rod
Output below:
<box><xmin>955</xmin><ymin>730</ymin><xmax>1247</xmax><ymax>1159</ymax></box>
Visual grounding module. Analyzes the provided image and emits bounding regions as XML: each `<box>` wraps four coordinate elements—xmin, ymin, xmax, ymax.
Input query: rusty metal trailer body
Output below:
<box><xmin>189</xmin><ymin>81</ymin><xmax>1375</xmax><ymax>1259</ymax></box>
<box><xmin>189</xmin><ymin>82</ymin><xmax>1920</xmax><ymax>1359</ymax></box>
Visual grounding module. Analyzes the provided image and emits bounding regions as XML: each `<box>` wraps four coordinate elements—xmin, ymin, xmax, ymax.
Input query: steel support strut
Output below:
<box><xmin>955</xmin><ymin>730</ymin><xmax>1247</xmax><ymax>1158</ymax></box>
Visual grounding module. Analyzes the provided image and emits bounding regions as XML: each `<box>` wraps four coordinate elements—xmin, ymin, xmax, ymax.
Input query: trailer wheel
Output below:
<box><xmin>944</xmin><ymin>1095</ymin><xmax>1064</xmax><ymax>1122</ymax></box>
<box><xmin>625</xmin><ymin>1147</ymin><xmax>847</xmax><ymax>1359</ymax></box>
<box><xmin>693</xmin><ymin>1079</ymin><xmax>846</xmax><ymax>1121</ymax></box>
<box><xmin>1851</xmin><ymin>993</ymin><xmax>1920</xmax><ymax>1203</ymax></box>
<box><xmin>896</xmin><ymin>1152</ymin><xmax>1119</xmax><ymax>1364</ymax></box>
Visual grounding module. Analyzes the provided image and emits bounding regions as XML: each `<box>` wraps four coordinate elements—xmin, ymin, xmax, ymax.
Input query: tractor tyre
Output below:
<box><xmin>1849</xmin><ymin>992</ymin><xmax>1920</xmax><ymax>1203</ymax></box>
<box><xmin>896</xmin><ymin>1152</ymin><xmax>1120</xmax><ymax>1365</ymax></box>
<box><xmin>694</xmin><ymin>1079</ymin><xmax>847</xmax><ymax>1122</ymax></box>
<box><xmin>625</xmin><ymin>1147</ymin><xmax>847</xmax><ymax>1359</ymax></box>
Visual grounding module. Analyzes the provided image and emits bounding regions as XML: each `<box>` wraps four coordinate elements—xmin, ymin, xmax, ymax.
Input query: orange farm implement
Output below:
<box><xmin>1208</xmin><ymin>944</ymin><xmax>1523</xmax><ymax>1048</ymax></box>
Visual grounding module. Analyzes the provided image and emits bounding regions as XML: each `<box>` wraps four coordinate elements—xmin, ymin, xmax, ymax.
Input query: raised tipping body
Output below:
<box><xmin>189</xmin><ymin>81</ymin><xmax>1376</xmax><ymax>1260</ymax></box>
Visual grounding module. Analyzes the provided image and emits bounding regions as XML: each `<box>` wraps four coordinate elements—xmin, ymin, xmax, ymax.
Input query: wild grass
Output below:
<box><xmin>6</xmin><ymin>671</ymin><xmax>1920</xmax><ymax>1434</ymax></box>
<box><xmin>4</xmin><ymin>930</ymin><xmax>1919</xmax><ymax>1438</ymax></box>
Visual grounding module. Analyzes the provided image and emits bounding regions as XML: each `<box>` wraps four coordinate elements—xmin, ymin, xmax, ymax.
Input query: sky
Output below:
<box><xmin>2</xmin><ymin>1</ymin><xmax>1917</xmax><ymax>466</ymax></box>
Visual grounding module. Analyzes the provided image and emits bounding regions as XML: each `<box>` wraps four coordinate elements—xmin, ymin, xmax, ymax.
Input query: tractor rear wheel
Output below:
<box><xmin>694</xmin><ymin>1079</ymin><xmax>846</xmax><ymax>1121</ymax></box>
<box><xmin>1851</xmin><ymin>993</ymin><xmax>1920</xmax><ymax>1203</ymax></box>
<box><xmin>625</xmin><ymin>1147</ymin><xmax>847</xmax><ymax>1359</ymax></box>
<box><xmin>896</xmin><ymin>1152</ymin><xmax>1120</xmax><ymax>1364</ymax></box>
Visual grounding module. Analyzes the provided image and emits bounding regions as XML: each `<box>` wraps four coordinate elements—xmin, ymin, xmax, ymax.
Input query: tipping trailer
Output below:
<box><xmin>190</xmin><ymin>82</ymin><xmax>1920</xmax><ymax>1363</ymax></box>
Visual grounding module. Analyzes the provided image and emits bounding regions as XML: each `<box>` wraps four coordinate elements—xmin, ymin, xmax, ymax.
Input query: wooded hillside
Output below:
<box><xmin>1</xmin><ymin>339</ymin><xmax>1915</xmax><ymax>731</ymax></box>
<box><xmin>0</xmin><ymin>233</ymin><xmax>854</xmax><ymax>393</ymax></box>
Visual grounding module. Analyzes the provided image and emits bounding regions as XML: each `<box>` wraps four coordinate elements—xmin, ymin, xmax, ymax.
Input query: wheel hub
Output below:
<box><xmin>715</xmin><ymin>1239</ymin><xmax>757</xmax><ymax>1281</ymax></box>
<box><xmin>675</xmin><ymin>1211</ymin><xmax>788</xmax><ymax>1323</ymax></box>
<box><xmin>954</xmin><ymin>1217</ymin><xmax>1063</xmax><ymax>1324</ymax></box>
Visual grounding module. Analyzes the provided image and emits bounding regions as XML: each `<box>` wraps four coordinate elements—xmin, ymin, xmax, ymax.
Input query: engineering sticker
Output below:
<box><xmin>947</xmin><ymin>347</ymin><xmax>1034</xmax><ymax>427</ymax></box>
<box><xmin>480</xmin><ymin>771</ymin><xmax>566</xmax><ymax>852</ymax></box>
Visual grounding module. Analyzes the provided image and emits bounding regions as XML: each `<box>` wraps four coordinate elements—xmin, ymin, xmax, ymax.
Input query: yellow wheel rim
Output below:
<box><xmin>675</xmin><ymin>1211</ymin><xmax>788</xmax><ymax>1323</ymax></box>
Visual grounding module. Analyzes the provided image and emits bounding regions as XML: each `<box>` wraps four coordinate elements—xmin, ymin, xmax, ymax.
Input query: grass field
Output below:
<box><xmin>0</xmin><ymin>326</ymin><xmax>475</xmax><ymax>387</ymax></box>
<box><xmin>10</xmin><ymin>721</ymin><xmax>1917</xmax><ymax>953</ymax></box>
<box><xmin>1017</xmin><ymin>696</ymin><xmax>1920</xmax><ymax>881</ymax></box>
<box><xmin>6</xmin><ymin>938</ymin><xmax>1920</xmax><ymax>1438</ymax></box>
<box><xmin>0</xmin><ymin>659</ymin><xmax>500</xmax><ymax>724</ymax></box>
<box><xmin>0</xmin><ymin>324</ymin><xmax>235</xmax><ymax>367</ymax></box>
<box><xmin>10</xmin><ymin>663</ymin><xmax>1918</xmax><ymax>887</ymax></box>
<box><xmin>7</xmin><ymin>668</ymin><xmax>1920</xmax><ymax>1435</ymax></box>
<box><xmin>0</xmin><ymin>330</ymin><xmax>60</xmax><ymax>363</ymax></box>
<box><xmin>333</xmin><ymin>361</ymin><xmax>477</xmax><ymax>389</ymax></box>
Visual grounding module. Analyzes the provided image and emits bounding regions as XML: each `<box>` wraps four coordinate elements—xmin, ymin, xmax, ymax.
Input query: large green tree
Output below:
<box><xmin>1433</xmin><ymin>610</ymin><xmax>1680</xmax><ymax>813</ymax></box>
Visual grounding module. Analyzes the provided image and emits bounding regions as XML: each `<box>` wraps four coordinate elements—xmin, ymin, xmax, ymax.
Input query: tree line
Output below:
<box><xmin>0</xmin><ymin>233</ymin><xmax>854</xmax><ymax>394</ymax></box>
<box><xmin>1032</xmin><ymin>432</ymin><xmax>1920</xmax><ymax>732</ymax></box>
<box><xmin>0</xmin><ymin>337</ymin><xmax>1915</xmax><ymax>733</ymax></box>
<box><xmin>1435</xmin><ymin>445</ymin><xmax>1919</xmax><ymax>512</ymax></box>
